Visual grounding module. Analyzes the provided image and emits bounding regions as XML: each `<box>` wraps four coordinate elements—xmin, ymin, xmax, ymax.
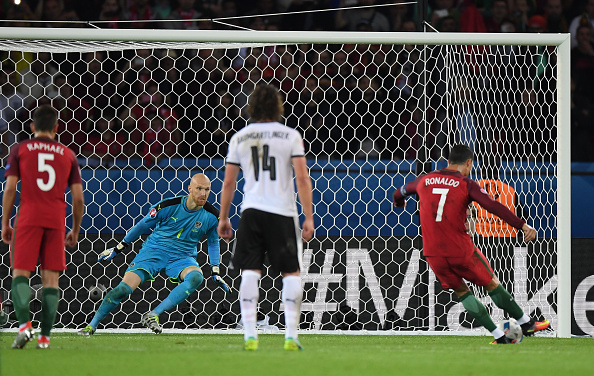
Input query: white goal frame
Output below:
<box><xmin>0</xmin><ymin>27</ymin><xmax>571</xmax><ymax>338</ymax></box>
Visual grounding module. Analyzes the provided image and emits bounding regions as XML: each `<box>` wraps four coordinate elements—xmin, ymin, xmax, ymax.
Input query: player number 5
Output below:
<box><xmin>37</xmin><ymin>153</ymin><xmax>56</xmax><ymax>191</ymax></box>
<box><xmin>432</xmin><ymin>188</ymin><xmax>449</xmax><ymax>222</ymax></box>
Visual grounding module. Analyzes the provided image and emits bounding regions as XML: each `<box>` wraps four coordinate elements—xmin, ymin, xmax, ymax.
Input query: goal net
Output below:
<box><xmin>0</xmin><ymin>29</ymin><xmax>570</xmax><ymax>337</ymax></box>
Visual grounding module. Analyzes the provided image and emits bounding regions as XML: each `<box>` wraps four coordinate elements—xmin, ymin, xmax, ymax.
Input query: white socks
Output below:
<box><xmin>492</xmin><ymin>327</ymin><xmax>505</xmax><ymax>339</ymax></box>
<box><xmin>240</xmin><ymin>271</ymin><xmax>303</xmax><ymax>342</ymax></box>
<box><xmin>282</xmin><ymin>275</ymin><xmax>302</xmax><ymax>340</ymax></box>
<box><xmin>516</xmin><ymin>314</ymin><xmax>530</xmax><ymax>326</ymax></box>
<box><xmin>239</xmin><ymin>270</ymin><xmax>261</xmax><ymax>341</ymax></box>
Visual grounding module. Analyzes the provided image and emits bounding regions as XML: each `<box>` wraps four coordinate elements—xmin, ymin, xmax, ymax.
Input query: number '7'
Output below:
<box><xmin>432</xmin><ymin>188</ymin><xmax>449</xmax><ymax>222</ymax></box>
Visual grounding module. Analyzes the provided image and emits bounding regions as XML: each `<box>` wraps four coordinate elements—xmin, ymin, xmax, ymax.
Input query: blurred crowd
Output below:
<box><xmin>0</xmin><ymin>0</ymin><xmax>593</xmax><ymax>164</ymax></box>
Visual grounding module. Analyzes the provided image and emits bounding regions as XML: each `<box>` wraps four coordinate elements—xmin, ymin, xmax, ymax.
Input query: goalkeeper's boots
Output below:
<box><xmin>11</xmin><ymin>322</ymin><xmax>34</xmax><ymax>349</ymax></box>
<box><xmin>521</xmin><ymin>319</ymin><xmax>550</xmax><ymax>337</ymax></box>
<box><xmin>142</xmin><ymin>312</ymin><xmax>163</xmax><ymax>334</ymax></box>
<box><xmin>244</xmin><ymin>337</ymin><xmax>259</xmax><ymax>351</ymax></box>
<box><xmin>490</xmin><ymin>335</ymin><xmax>512</xmax><ymax>345</ymax></box>
<box><xmin>36</xmin><ymin>335</ymin><xmax>50</xmax><ymax>349</ymax></box>
<box><xmin>284</xmin><ymin>337</ymin><xmax>304</xmax><ymax>351</ymax></box>
<box><xmin>77</xmin><ymin>325</ymin><xmax>96</xmax><ymax>336</ymax></box>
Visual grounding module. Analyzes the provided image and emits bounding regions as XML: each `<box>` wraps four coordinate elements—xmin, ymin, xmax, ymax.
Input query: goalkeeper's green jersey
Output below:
<box><xmin>123</xmin><ymin>196</ymin><xmax>220</xmax><ymax>266</ymax></box>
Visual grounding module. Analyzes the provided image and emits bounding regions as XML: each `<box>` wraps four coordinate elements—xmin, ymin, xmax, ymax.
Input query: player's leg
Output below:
<box><xmin>234</xmin><ymin>209</ymin><xmax>266</xmax><ymax>350</ymax></box>
<box><xmin>469</xmin><ymin>248</ymin><xmax>550</xmax><ymax>336</ymax></box>
<box><xmin>11</xmin><ymin>269</ymin><xmax>35</xmax><ymax>349</ymax></box>
<box><xmin>239</xmin><ymin>269</ymin><xmax>261</xmax><ymax>349</ymax></box>
<box><xmin>428</xmin><ymin>255</ymin><xmax>508</xmax><ymax>343</ymax></box>
<box><xmin>142</xmin><ymin>264</ymin><xmax>205</xmax><ymax>334</ymax></box>
<box><xmin>81</xmin><ymin>250</ymin><xmax>163</xmax><ymax>335</ymax></box>
<box><xmin>80</xmin><ymin>270</ymin><xmax>144</xmax><ymax>335</ymax></box>
<box><xmin>36</xmin><ymin>228</ymin><xmax>67</xmax><ymax>348</ymax></box>
<box><xmin>453</xmin><ymin>282</ymin><xmax>510</xmax><ymax>343</ymax></box>
<box><xmin>153</xmin><ymin>266</ymin><xmax>204</xmax><ymax>315</ymax></box>
<box><xmin>155</xmin><ymin>263</ymin><xmax>204</xmax><ymax>316</ymax></box>
<box><xmin>10</xmin><ymin>225</ymin><xmax>42</xmax><ymax>349</ymax></box>
<box><xmin>281</xmin><ymin>271</ymin><xmax>303</xmax><ymax>351</ymax></box>
<box><xmin>37</xmin><ymin>269</ymin><xmax>60</xmax><ymax>349</ymax></box>
<box><xmin>274</xmin><ymin>215</ymin><xmax>304</xmax><ymax>351</ymax></box>
<box><xmin>485</xmin><ymin>277</ymin><xmax>550</xmax><ymax>336</ymax></box>
<box><xmin>11</xmin><ymin>269</ymin><xmax>32</xmax><ymax>328</ymax></box>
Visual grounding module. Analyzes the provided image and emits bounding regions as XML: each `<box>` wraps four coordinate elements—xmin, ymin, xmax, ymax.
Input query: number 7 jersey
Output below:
<box><xmin>225</xmin><ymin>121</ymin><xmax>305</xmax><ymax>217</ymax></box>
<box><xmin>393</xmin><ymin>169</ymin><xmax>525</xmax><ymax>258</ymax></box>
<box><xmin>4</xmin><ymin>136</ymin><xmax>82</xmax><ymax>230</ymax></box>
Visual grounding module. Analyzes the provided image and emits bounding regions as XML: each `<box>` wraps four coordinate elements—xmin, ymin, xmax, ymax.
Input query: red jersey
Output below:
<box><xmin>5</xmin><ymin>136</ymin><xmax>82</xmax><ymax>230</ymax></box>
<box><xmin>393</xmin><ymin>169</ymin><xmax>525</xmax><ymax>258</ymax></box>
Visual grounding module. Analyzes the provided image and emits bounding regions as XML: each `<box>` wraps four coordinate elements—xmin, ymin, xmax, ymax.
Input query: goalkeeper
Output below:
<box><xmin>78</xmin><ymin>173</ymin><xmax>231</xmax><ymax>335</ymax></box>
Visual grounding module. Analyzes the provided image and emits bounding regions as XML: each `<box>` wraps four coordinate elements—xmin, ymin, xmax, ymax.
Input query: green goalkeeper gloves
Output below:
<box><xmin>211</xmin><ymin>266</ymin><xmax>231</xmax><ymax>293</ymax></box>
<box><xmin>98</xmin><ymin>241</ymin><xmax>130</xmax><ymax>262</ymax></box>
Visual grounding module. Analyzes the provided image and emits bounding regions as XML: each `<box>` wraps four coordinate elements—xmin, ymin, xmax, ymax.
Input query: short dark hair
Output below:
<box><xmin>33</xmin><ymin>105</ymin><xmax>58</xmax><ymax>132</ymax></box>
<box><xmin>448</xmin><ymin>144</ymin><xmax>474</xmax><ymax>165</ymax></box>
<box><xmin>247</xmin><ymin>84</ymin><xmax>284</xmax><ymax>122</ymax></box>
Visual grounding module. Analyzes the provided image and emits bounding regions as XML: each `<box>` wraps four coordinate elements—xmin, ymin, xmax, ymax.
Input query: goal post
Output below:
<box><xmin>0</xmin><ymin>27</ymin><xmax>571</xmax><ymax>338</ymax></box>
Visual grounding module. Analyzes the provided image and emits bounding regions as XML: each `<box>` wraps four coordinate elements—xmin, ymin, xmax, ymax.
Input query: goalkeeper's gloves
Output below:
<box><xmin>98</xmin><ymin>241</ymin><xmax>130</xmax><ymax>262</ymax></box>
<box><xmin>211</xmin><ymin>266</ymin><xmax>231</xmax><ymax>293</ymax></box>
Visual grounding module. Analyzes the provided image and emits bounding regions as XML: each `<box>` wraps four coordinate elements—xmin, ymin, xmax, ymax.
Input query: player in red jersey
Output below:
<box><xmin>392</xmin><ymin>145</ymin><xmax>550</xmax><ymax>344</ymax></box>
<box><xmin>2</xmin><ymin>105</ymin><xmax>84</xmax><ymax>349</ymax></box>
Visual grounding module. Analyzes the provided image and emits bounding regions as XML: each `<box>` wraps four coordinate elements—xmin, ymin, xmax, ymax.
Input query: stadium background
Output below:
<box><xmin>0</xmin><ymin>0</ymin><xmax>593</xmax><ymax>336</ymax></box>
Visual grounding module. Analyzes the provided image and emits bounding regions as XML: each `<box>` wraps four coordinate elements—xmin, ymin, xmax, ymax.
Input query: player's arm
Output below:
<box><xmin>217</xmin><ymin>163</ymin><xmax>240</xmax><ymax>241</ymax></box>
<box><xmin>206</xmin><ymin>224</ymin><xmax>231</xmax><ymax>293</ymax></box>
<box><xmin>206</xmin><ymin>221</ymin><xmax>221</xmax><ymax>268</ymax></box>
<box><xmin>469</xmin><ymin>181</ymin><xmax>536</xmax><ymax>241</ymax></box>
<box><xmin>65</xmin><ymin>150</ymin><xmax>84</xmax><ymax>248</ymax></box>
<box><xmin>65</xmin><ymin>183</ymin><xmax>84</xmax><ymax>248</ymax></box>
<box><xmin>392</xmin><ymin>176</ymin><xmax>422</xmax><ymax>208</ymax></box>
<box><xmin>1</xmin><ymin>175</ymin><xmax>18</xmax><ymax>244</ymax></box>
<box><xmin>293</xmin><ymin>155</ymin><xmax>314</xmax><ymax>241</ymax></box>
<box><xmin>98</xmin><ymin>207</ymin><xmax>158</xmax><ymax>262</ymax></box>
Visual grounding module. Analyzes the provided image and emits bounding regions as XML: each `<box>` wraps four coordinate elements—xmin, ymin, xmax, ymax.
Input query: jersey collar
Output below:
<box><xmin>182</xmin><ymin>195</ymin><xmax>203</xmax><ymax>213</ymax></box>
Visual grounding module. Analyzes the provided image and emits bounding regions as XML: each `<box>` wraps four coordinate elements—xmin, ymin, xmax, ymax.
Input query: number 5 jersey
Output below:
<box><xmin>5</xmin><ymin>136</ymin><xmax>81</xmax><ymax>229</ymax></box>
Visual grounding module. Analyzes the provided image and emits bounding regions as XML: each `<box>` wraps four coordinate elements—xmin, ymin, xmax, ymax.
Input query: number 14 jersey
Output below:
<box><xmin>393</xmin><ymin>169</ymin><xmax>525</xmax><ymax>258</ymax></box>
<box><xmin>226</xmin><ymin>122</ymin><xmax>305</xmax><ymax>217</ymax></box>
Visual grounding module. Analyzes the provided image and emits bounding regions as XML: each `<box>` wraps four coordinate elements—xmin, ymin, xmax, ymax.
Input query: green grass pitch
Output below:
<box><xmin>1</xmin><ymin>333</ymin><xmax>593</xmax><ymax>376</ymax></box>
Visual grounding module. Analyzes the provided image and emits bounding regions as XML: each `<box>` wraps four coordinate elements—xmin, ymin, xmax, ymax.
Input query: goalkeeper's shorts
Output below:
<box><xmin>126</xmin><ymin>249</ymin><xmax>200</xmax><ymax>282</ymax></box>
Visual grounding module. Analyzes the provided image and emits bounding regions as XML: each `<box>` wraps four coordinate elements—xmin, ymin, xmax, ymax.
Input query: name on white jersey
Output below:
<box><xmin>425</xmin><ymin>176</ymin><xmax>460</xmax><ymax>187</ymax></box>
<box><xmin>236</xmin><ymin>131</ymin><xmax>290</xmax><ymax>144</ymax></box>
<box><xmin>27</xmin><ymin>142</ymin><xmax>65</xmax><ymax>155</ymax></box>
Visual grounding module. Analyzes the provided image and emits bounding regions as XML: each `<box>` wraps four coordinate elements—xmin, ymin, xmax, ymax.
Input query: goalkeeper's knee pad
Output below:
<box><xmin>184</xmin><ymin>270</ymin><xmax>204</xmax><ymax>291</ymax></box>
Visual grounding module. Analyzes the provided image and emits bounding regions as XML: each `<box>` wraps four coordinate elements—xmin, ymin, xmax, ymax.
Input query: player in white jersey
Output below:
<box><xmin>218</xmin><ymin>84</ymin><xmax>314</xmax><ymax>351</ymax></box>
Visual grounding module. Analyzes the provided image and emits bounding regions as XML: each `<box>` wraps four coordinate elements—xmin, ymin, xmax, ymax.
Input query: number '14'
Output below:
<box><xmin>251</xmin><ymin>144</ymin><xmax>276</xmax><ymax>181</ymax></box>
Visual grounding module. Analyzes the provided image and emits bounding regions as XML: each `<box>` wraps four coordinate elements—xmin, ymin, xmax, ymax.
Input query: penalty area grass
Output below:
<box><xmin>1</xmin><ymin>333</ymin><xmax>592</xmax><ymax>376</ymax></box>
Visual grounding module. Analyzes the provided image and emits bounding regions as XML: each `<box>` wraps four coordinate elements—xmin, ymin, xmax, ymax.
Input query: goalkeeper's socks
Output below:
<box><xmin>90</xmin><ymin>282</ymin><xmax>134</xmax><ymax>329</ymax></box>
<box><xmin>11</xmin><ymin>276</ymin><xmax>32</xmax><ymax>326</ymax></box>
<box><xmin>459</xmin><ymin>291</ymin><xmax>497</xmax><ymax>332</ymax></box>
<box><xmin>488</xmin><ymin>285</ymin><xmax>525</xmax><ymax>321</ymax></box>
<box><xmin>40</xmin><ymin>287</ymin><xmax>59</xmax><ymax>337</ymax></box>
<box><xmin>153</xmin><ymin>270</ymin><xmax>204</xmax><ymax>315</ymax></box>
<box><xmin>282</xmin><ymin>275</ymin><xmax>302</xmax><ymax>341</ymax></box>
<box><xmin>239</xmin><ymin>270</ymin><xmax>261</xmax><ymax>341</ymax></box>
